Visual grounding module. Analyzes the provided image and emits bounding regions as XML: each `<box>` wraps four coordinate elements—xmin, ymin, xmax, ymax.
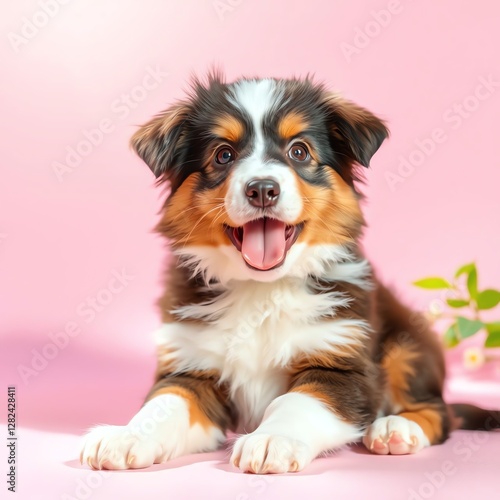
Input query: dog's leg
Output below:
<box><xmin>364</xmin><ymin>311</ymin><xmax>452</xmax><ymax>455</ymax></box>
<box><xmin>363</xmin><ymin>400</ymin><xmax>449</xmax><ymax>455</ymax></box>
<box><xmin>81</xmin><ymin>374</ymin><xmax>233</xmax><ymax>469</ymax></box>
<box><xmin>230</xmin><ymin>393</ymin><xmax>362</xmax><ymax>474</ymax></box>
<box><xmin>231</xmin><ymin>364</ymin><xmax>379</xmax><ymax>474</ymax></box>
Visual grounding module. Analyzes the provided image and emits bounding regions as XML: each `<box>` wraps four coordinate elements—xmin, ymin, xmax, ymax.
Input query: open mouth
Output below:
<box><xmin>224</xmin><ymin>218</ymin><xmax>304</xmax><ymax>271</ymax></box>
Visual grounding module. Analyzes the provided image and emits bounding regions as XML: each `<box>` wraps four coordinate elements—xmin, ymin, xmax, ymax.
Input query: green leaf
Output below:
<box><xmin>485</xmin><ymin>322</ymin><xmax>500</xmax><ymax>333</ymax></box>
<box><xmin>455</xmin><ymin>262</ymin><xmax>476</xmax><ymax>278</ymax></box>
<box><xmin>485</xmin><ymin>322</ymin><xmax>500</xmax><ymax>347</ymax></box>
<box><xmin>485</xmin><ymin>332</ymin><xmax>500</xmax><ymax>347</ymax></box>
<box><xmin>444</xmin><ymin>323</ymin><xmax>459</xmax><ymax>347</ymax></box>
<box><xmin>476</xmin><ymin>289</ymin><xmax>500</xmax><ymax>310</ymax></box>
<box><xmin>413</xmin><ymin>277</ymin><xmax>451</xmax><ymax>290</ymax></box>
<box><xmin>467</xmin><ymin>268</ymin><xmax>478</xmax><ymax>299</ymax></box>
<box><xmin>446</xmin><ymin>298</ymin><xmax>469</xmax><ymax>308</ymax></box>
<box><xmin>456</xmin><ymin>316</ymin><xmax>484</xmax><ymax>339</ymax></box>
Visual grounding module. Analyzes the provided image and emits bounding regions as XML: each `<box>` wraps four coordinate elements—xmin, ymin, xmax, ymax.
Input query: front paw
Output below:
<box><xmin>363</xmin><ymin>415</ymin><xmax>429</xmax><ymax>455</ymax></box>
<box><xmin>80</xmin><ymin>425</ymin><xmax>164</xmax><ymax>470</ymax></box>
<box><xmin>230</xmin><ymin>433</ymin><xmax>313</xmax><ymax>474</ymax></box>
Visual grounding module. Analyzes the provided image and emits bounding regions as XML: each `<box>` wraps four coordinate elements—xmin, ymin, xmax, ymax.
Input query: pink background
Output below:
<box><xmin>1</xmin><ymin>1</ymin><xmax>500</xmax><ymax>499</ymax></box>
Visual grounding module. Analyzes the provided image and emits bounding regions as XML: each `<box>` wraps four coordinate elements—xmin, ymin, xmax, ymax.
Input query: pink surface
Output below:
<box><xmin>2</xmin><ymin>346</ymin><xmax>500</xmax><ymax>499</ymax></box>
<box><xmin>3</xmin><ymin>426</ymin><xmax>499</xmax><ymax>500</ymax></box>
<box><xmin>2</xmin><ymin>0</ymin><xmax>500</xmax><ymax>499</ymax></box>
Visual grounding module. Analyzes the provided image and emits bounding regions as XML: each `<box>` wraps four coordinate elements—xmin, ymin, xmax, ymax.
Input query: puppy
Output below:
<box><xmin>81</xmin><ymin>73</ymin><xmax>500</xmax><ymax>473</ymax></box>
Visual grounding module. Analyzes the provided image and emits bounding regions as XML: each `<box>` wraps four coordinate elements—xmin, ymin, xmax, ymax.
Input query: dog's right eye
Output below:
<box><xmin>214</xmin><ymin>146</ymin><xmax>235</xmax><ymax>166</ymax></box>
<box><xmin>288</xmin><ymin>142</ymin><xmax>310</xmax><ymax>162</ymax></box>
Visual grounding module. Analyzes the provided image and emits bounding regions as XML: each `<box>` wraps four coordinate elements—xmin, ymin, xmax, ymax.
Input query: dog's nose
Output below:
<box><xmin>245</xmin><ymin>179</ymin><xmax>281</xmax><ymax>208</ymax></box>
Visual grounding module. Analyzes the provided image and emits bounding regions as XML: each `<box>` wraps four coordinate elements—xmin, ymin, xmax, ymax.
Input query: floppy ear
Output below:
<box><xmin>323</xmin><ymin>94</ymin><xmax>389</xmax><ymax>168</ymax></box>
<box><xmin>130</xmin><ymin>101</ymin><xmax>191</xmax><ymax>180</ymax></box>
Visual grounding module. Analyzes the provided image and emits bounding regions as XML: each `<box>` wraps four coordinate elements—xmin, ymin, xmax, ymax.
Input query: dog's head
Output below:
<box><xmin>131</xmin><ymin>74</ymin><xmax>388</xmax><ymax>283</ymax></box>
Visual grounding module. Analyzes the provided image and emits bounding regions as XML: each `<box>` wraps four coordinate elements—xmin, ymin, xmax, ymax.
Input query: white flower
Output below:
<box><xmin>428</xmin><ymin>299</ymin><xmax>444</xmax><ymax>318</ymax></box>
<box><xmin>463</xmin><ymin>347</ymin><xmax>485</xmax><ymax>370</ymax></box>
<box><xmin>425</xmin><ymin>300</ymin><xmax>444</xmax><ymax>323</ymax></box>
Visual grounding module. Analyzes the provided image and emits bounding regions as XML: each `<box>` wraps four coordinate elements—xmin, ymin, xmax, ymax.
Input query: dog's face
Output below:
<box><xmin>131</xmin><ymin>75</ymin><xmax>388</xmax><ymax>283</ymax></box>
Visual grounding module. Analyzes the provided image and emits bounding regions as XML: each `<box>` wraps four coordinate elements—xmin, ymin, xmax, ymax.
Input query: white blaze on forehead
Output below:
<box><xmin>229</xmin><ymin>78</ymin><xmax>281</xmax><ymax>151</ymax></box>
<box><xmin>226</xmin><ymin>79</ymin><xmax>303</xmax><ymax>226</ymax></box>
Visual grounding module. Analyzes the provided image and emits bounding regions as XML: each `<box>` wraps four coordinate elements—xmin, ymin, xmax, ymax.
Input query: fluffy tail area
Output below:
<box><xmin>450</xmin><ymin>403</ymin><xmax>500</xmax><ymax>431</ymax></box>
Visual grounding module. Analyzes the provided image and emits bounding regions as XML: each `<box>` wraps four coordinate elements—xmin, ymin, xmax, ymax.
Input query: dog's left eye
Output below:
<box><xmin>288</xmin><ymin>143</ymin><xmax>309</xmax><ymax>162</ymax></box>
<box><xmin>214</xmin><ymin>146</ymin><xmax>235</xmax><ymax>165</ymax></box>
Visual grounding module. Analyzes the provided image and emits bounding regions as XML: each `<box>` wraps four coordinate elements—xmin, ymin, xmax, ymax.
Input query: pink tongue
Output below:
<box><xmin>241</xmin><ymin>219</ymin><xmax>287</xmax><ymax>270</ymax></box>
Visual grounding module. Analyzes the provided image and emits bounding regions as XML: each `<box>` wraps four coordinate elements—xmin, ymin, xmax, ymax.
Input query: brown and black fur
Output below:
<box><xmin>131</xmin><ymin>73</ymin><xmax>499</xmax><ymax>456</ymax></box>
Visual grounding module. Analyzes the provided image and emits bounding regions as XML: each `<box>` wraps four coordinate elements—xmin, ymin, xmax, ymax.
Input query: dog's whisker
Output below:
<box><xmin>168</xmin><ymin>202</ymin><xmax>225</xmax><ymax>223</ymax></box>
<box><xmin>179</xmin><ymin>204</ymin><xmax>226</xmax><ymax>248</ymax></box>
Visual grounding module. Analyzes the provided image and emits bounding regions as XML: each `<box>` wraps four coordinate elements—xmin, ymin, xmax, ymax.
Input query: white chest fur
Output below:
<box><xmin>155</xmin><ymin>266</ymin><xmax>370</xmax><ymax>431</ymax></box>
